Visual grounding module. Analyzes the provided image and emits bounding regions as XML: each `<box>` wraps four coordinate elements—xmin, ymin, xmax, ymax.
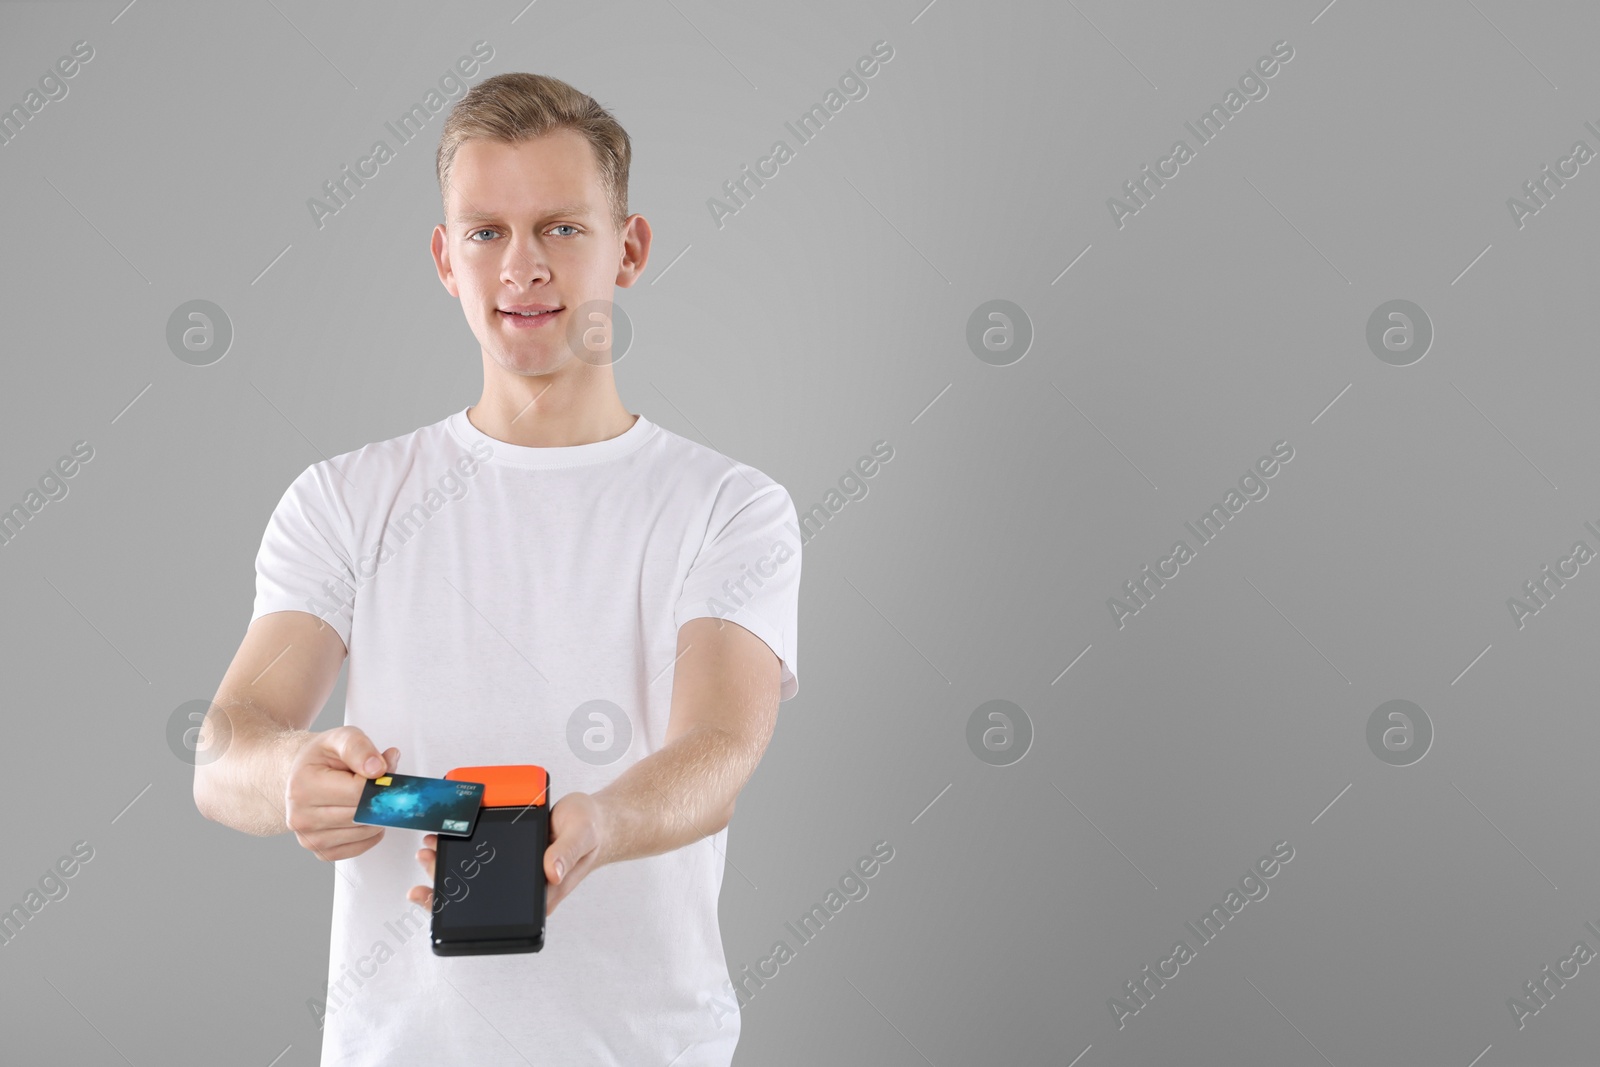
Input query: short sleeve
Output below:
<box><xmin>251</xmin><ymin>462</ymin><xmax>357</xmax><ymax>651</ymax></box>
<box><xmin>673</xmin><ymin>479</ymin><xmax>802</xmax><ymax>700</ymax></box>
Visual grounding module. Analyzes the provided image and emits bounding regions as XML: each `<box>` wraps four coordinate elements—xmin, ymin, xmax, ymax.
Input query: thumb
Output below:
<box><xmin>333</xmin><ymin>729</ymin><xmax>386</xmax><ymax>778</ymax></box>
<box><xmin>547</xmin><ymin>846</ymin><xmax>568</xmax><ymax>884</ymax></box>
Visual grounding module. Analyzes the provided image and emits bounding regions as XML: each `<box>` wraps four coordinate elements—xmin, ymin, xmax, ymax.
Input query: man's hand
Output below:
<box><xmin>407</xmin><ymin>792</ymin><xmax>609</xmax><ymax>916</ymax></box>
<box><xmin>283</xmin><ymin>726</ymin><xmax>400</xmax><ymax>862</ymax></box>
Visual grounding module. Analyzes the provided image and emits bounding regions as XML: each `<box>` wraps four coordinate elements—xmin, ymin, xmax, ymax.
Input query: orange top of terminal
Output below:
<box><xmin>444</xmin><ymin>765</ymin><xmax>548</xmax><ymax>808</ymax></box>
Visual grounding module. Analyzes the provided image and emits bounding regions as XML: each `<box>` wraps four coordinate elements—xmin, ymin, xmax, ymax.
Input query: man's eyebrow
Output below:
<box><xmin>455</xmin><ymin>205</ymin><xmax>593</xmax><ymax>225</ymax></box>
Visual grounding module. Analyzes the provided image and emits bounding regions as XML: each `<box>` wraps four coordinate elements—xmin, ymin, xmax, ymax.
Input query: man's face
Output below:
<box><xmin>432</xmin><ymin>129</ymin><xmax>636</xmax><ymax>377</ymax></box>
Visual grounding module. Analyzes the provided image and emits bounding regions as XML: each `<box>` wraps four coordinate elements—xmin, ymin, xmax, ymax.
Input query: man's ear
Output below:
<box><xmin>431</xmin><ymin>223</ymin><xmax>459</xmax><ymax>296</ymax></box>
<box><xmin>615</xmin><ymin>214</ymin><xmax>652</xmax><ymax>288</ymax></box>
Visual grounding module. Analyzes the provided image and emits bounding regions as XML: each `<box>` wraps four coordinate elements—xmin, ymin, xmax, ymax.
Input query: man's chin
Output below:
<box><xmin>489</xmin><ymin>347</ymin><xmax>567</xmax><ymax>377</ymax></box>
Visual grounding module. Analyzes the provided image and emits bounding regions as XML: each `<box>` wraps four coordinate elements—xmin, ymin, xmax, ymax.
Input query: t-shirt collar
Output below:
<box><xmin>446</xmin><ymin>407</ymin><xmax>654</xmax><ymax>469</ymax></box>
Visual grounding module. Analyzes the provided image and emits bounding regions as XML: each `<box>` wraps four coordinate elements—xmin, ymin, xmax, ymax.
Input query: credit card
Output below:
<box><xmin>354</xmin><ymin>773</ymin><xmax>485</xmax><ymax>836</ymax></box>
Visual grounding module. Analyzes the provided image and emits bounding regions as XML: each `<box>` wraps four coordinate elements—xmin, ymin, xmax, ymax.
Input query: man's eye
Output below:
<box><xmin>468</xmin><ymin>228</ymin><xmax>497</xmax><ymax>241</ymax></box>
<box><xmin>550</xmin><ymin>225</ymin><xmax>577</xmax><ymax>236</ymax></box>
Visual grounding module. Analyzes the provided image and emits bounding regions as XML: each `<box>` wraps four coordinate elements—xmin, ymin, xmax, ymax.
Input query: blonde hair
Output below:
<box><xmin>436</xmin><ymin>72</ymin><xmax>631</xmax><ymax>234</ymax></box>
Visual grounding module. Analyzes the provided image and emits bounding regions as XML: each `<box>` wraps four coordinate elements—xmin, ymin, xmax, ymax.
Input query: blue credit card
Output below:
<box><xmin>354</xmin><ymin>773</ymin><xmax>485</xmax><ymax>836</ymax></box>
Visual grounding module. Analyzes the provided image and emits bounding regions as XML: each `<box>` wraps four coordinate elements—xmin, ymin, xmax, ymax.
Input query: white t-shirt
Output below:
<box><xmin>250</xmin><ymin>406</ymin><xmax>801</xmax><ymax>1066</ymax></box>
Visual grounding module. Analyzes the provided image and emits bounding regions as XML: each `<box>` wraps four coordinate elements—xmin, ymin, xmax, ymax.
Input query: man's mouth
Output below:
<box><xmin>498</xmin><ymin>307</ymin><xmax>562</xmax><ymax>327</ymax></box>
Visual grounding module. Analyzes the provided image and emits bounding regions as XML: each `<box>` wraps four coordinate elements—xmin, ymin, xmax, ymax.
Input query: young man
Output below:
<box><xmin>193</xmin><ymin>72</ymin><xmax>801</xmax><ymax>1065</ymax></box>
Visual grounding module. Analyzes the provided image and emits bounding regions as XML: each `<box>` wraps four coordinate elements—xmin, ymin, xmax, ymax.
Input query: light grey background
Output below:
<box><xmin>3</xmin><ymin>0</ymin><xmax>1597</xmax><ymax>1064</ymax></box>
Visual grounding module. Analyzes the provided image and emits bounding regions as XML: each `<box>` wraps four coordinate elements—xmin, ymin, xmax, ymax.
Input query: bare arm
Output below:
<box><xmin>592</xmin><ymin>615</ymin><xmax>781</xmax><ymax>866</ymax></box>
<box><xmin>192</xmin><ymin>610</ymin><xmax>348</xmax><ymax>836</ymax></box>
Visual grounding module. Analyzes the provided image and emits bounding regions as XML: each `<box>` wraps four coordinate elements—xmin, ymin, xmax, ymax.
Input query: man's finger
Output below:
<box><xmin>546</xmin><ymin>842</ymin><xmax>583</xmax><ymax>884</ymax></box>
<box><xmin>303</xmin><ymin>827</ymin><xmax>384</xmax><ymax>862</ymax></box>
<box><xmin>302</xmin><ymin>823</ymin><xmax>384</xmax><ymax>850</ymax></box>
<box><xmin>332</xmin><ymin>729</ymin><xmax>386</xmax><ymax>778</ymax></box>
<box><xmin>544</xmin><ymin>847</ymin><xmax>596</xmax><ymax>915</ymax></box>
